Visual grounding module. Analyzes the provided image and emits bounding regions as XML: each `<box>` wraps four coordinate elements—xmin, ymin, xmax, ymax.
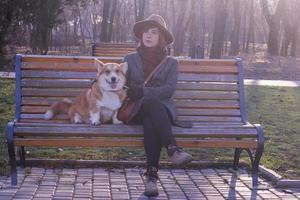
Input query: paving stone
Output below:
<box><xmin>2</xmin><ymin>167</ymin><xmax>300</xmax><ymax>199</ymax></box>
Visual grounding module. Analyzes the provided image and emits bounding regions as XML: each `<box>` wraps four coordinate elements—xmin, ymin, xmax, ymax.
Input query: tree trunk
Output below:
<box><xmin>210</xmin><ymin>0</ymin><xmax>228</xmax><ymax>59</ymax></box>
<box><xmin>280</xmin><ymin>0</ymin><xmax>300</xmax><ymax>57</ymax></box>
<box><xmin>77</xmin><ymin>3</ymin><xmax>85</xmax><ymax>47</ymax></box>
<box><xmin>229</xmin><ymin>0</ymin><xmax>240</xmax><ymax>56</ymax></box>
<box><xmin>188</xmin><ymin>0</ymin><xmax>197</xmax><ymax>58</ymax></box>
<box><xmin>173</xmin><ymin>1</ymin><xmax>188</xmax><ymax>56</ymax></box>
<box><xmin>199</xmin><ymin>0</ymin><xmax>206</xmax><ymax>58</ymax></box>
<box><xmin>108</xmin><ymin>0</ymin><xmax>118</xmax><ymax>42</ymax></box>
<box><xmin>290</xmin><ymin>31</ymin><xmax>297</xmax><ymax>56</ymax></box>
<box><xmin>246</xmin><ymin>0</ymin><xmax>255</xmax><ymax>53</ymax></box>
<box><xmin>73</xmin><ymin>16</ymin><xmax>78</xmax><ymax>44</ymax></box>
<box><xmin>134</xmin><ymin>0</ymin><xmax>145</xmax><ymax>22</ymax></box>
<box><xmin>100</xmin><ymin>0</ymin><xmax>111</xmax><ymax>42</ymax></box>
<box><xmin>260</xmin><ymin>0</ymin><xmax>285</xmax><ymax>56</ymax></box>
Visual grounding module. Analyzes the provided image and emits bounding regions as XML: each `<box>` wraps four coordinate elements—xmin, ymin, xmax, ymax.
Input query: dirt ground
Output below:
<box><xmin>241</xmin><ymin>53</ymin><xmax>300</xmax><ymax>81</ymax></box>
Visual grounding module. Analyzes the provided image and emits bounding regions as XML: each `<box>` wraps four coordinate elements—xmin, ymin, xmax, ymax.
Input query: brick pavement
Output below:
<box><xmin>0</xmin><ymin>167</ymin><xmax>300</xmax><ymax>200</ymax></box>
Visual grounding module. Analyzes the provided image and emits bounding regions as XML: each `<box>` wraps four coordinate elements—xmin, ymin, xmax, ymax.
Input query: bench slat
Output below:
<box><xmin>21</xmin><ymin>88</ymin><xmax>239</xmax><ymax>100</ymax></box>
<box><xmin>93</xmin><ymin>42</ymin><xmax>136</xmax><ymax>47</ymax></box>
<box><xmin>20</xmin><ymin>113</ymin><xmax>242</xmax><ymax>122</ymax></box>
<box><xmin>21</xmin><ymin>56</ymin><xmax>236</xmax><ymax>65</ymax></box>
<box><xmin>14</xmin><ymin>125</ymin><xmax>257</xmax><ymax>137</ymax></box>
<box><xmin>14</xmin><ymin>138</ymin><xmax>257</xmax><ymax>148</ymax></box>
<box><xmin>21</xmin><ymin>106</ymin><xmax>240</xmax><ymax>116</ymax></box>
<box><xmin>20</xmin><ymin>63</ymin><xmax>91</xmax><ymax>72</ymax></box>
<box><xmin>177</xmin><ymin>116</ymin><xmax>241</xmax><ymax>122</ymax></box>
<box><xmin>176</xmin><ymin>108</ymin><xmax>240</xmax><ymax>116</ymax></box>
<box><xmin>174</xmin><ymin>91</ymin><xmax>239</xmax><ymax>100</ymax></box>
<box><xmin>177</xmin><ymin>82</ymin><xmax>238</xmax><ymax>91</ymax></box>
<box><xmin>180</xmin><ymin>65</ymin><xmax>237</xmax><ymax>73</ymax></box>
<box><xmin>178</xmin><ymin>73</ymin><xmax>238</xmax><ymax>82</ymax></box>
<box><xmin>22</xmin><ymin>70</ymin><xmax>238</xmax><ymax>82</ymax></box>
<box><xmin>22</xmin><ymin>80</ymin><xmax>239</xmax><ymax>92</ymax></box>
<box><xmin>14</xmin><ymin>122</ymin><xmax>253</xmax><ymax>128</ymax></box>
<box><xmin>22</xmin><ymin>79</ymin><xmax>91</xmax><ymax>88</ymax></box>
<box><xmin>21</xmin><ymin>98</ymin><xmax>240</xmax><ymax>109</ymax></box>
<box><xmin>175</xmin><ymin>100</ymin><xmax>239</xmax><ymax>109</ymax></box>
<box><xmin>22</xmin><ymin>62</ymin><xmax>237</xmax><ymax>74</ymax></box>
<box><xmin>178</xmin><ymin>59</ymin><xmax>236</xmax><ymax>66</ymax></box>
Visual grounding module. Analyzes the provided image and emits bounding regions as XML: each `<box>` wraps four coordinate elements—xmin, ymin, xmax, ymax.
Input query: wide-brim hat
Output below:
<box><xmin>133</xmin><ymin>14</ymin><xmax>174</xmax><ymax>45</ymax></box>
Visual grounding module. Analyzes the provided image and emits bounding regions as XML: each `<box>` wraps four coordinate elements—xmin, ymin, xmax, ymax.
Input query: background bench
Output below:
<box><xmin>92</xmin><ymin>42</ymin><xmax>137</xmax><ymax>57</ymax></box>
<box><xmin>7</xmin><ymin>54</ymin><xmax>264</xmax><ymax>186</ymax></box>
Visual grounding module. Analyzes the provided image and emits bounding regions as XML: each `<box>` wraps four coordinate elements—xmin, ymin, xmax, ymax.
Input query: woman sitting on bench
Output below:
<box><xmin>123</xmin><ymin>14</ymin><xmax>193</xmax><ymax>197</ymax></box>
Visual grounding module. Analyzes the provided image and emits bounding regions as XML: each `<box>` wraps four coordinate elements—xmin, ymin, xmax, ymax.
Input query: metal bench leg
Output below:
<box><xmin>19</xmin><ymin>146</ymin><xmax>26</xmax><ymax>168</ymax></box>
<box><xmin>6</xmin><ymin>122</ymin><xmax>17</xmax><ymax>186</ymax></box>
<box><xmin>252</xmin><ymin>124</ymin><xmax>265</xmax><ymax>187</ymax></box>
<box><xmin>233</xmin><ymin>148</ymin><xmax>243</xmax><ymax>170</ymax></box>
<box><xmin>252</xmin><ymin>126</ymin><xmax>264</xmax><ymax>174</ymax></box>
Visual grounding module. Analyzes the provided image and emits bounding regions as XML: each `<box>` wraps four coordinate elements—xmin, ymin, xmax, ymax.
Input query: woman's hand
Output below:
<box><xmin>127</xmin><ymin>86</ymin><xmax>143</xmax><ymax>100</ymax></box>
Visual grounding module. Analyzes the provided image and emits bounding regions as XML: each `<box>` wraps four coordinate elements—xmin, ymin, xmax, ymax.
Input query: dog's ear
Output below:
<box><xmin>120</xmin><ymin>62</ymin><xmax>128</xmax><ymax>74</ymax></box>
<box><xmin>95</xmin><ymin>59</ymin><xmax>104</xmax><ymax>73</ymax></box>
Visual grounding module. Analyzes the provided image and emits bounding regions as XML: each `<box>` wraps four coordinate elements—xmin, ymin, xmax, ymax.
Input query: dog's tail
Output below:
<box><xmin>44</xmin><ymin>98</ymin><xmax>73</xmax><ymax>120</ymax></box>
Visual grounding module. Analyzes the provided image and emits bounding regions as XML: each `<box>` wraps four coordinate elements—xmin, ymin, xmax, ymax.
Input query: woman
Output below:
<box><xmin>123</xmin><ymin>14</ymin><xmax>193</xmax><ymax>197</ymax></box>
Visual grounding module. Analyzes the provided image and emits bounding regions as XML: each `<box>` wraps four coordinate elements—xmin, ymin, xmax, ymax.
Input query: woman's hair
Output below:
<box><xmin>139</xmin><ymin>24</ymin><xmax>168</xmax><ymax>49</ymax></box>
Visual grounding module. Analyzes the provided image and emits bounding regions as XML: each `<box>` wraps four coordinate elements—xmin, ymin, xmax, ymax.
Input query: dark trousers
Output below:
<box><xmin>132</xmin><ymin>97</ymin><xmax>176</xmax><ymax>169</ymax></box>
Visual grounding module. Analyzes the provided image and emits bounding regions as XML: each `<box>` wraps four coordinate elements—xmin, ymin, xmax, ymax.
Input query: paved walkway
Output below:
<box><xmin>1</xmin><ymin>71</ymin><xmax>300</xmax><ymax>87</ymax></box>
<box><xmin>0</xmin><ymin>167</ymin><xmax>300</xmax><ymax>200</ymax></box>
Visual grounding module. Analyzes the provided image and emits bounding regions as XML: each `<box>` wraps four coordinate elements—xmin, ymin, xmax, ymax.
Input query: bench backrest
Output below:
<box><xmin>15</xmin><ymin>54</ymin><xmax>248</xmax><ymax>125</ymax></box>
<box><xmin>92</xmin><ymin>42</ymin><xmax>137</xmax><ymax>57</ymax></box>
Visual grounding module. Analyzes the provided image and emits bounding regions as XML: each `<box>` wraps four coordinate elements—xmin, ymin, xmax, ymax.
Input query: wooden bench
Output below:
<box><xmin>7</xmin><ymin>54</ymin><xmax>264</xmax><ymax>186</ymax></box>
<box><xmin>92</xmin><ymin>42</ymin><xmax>137</xmax><ymax>57</ymax></box>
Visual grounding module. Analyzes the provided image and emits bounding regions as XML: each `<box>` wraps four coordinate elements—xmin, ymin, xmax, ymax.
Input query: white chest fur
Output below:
<box><xmin>97</xmin><ymin>91</ymin><xmax>121</xmax><ymax>111</ymax></box>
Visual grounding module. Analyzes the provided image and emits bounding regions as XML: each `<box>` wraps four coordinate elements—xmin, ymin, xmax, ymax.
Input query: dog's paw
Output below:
<box><xmin>44</xmin><ymin>110</ymin><xmax>53</xmax><ymax>120</ymax></box>
<box><xmin>74</xmin><ymin>113</ymin><xmax>82</xmax><ymax>123</ymax></box>
<box><xmin>113</xmin><ymin>119</ymin><xmax>123</xmax><ymax>125</ymax></box>
<box><xmin>91</xmin><ymin>120</ymin><xmax>101</xmax><ymax>126</ymax></box>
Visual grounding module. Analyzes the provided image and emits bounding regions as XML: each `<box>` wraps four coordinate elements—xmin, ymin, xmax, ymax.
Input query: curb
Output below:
<box><xmin>244</xmin><ymin>79</ymin><xmax>300</xmax><ymax>87</ymax></box>
<box><xmin>0</xmin><ymin>72</ymin><xmax>15</xmax><ymax>79</ymax></box>
<box><xmin>259</xmin><ymin>165</ymin><xmax>300</xmax><ymax>188</ymax></box>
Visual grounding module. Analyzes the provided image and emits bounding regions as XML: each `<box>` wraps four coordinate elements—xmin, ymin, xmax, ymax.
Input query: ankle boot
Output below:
<box><xmin>143</xmin><ymin>166</ymin><xmax>159</xmax><ymax>197</ymax></box>
<box><xmin>167</xmin><ymin>144</ymin><xmax>193</xmax><ymax>166</ymax></box>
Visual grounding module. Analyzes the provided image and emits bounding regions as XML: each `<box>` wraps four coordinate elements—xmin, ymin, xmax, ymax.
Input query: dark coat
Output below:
<box><xmin>123</xmin><ymin>52</ymin><xmax>178</xmax><ymax>122</ymax></box>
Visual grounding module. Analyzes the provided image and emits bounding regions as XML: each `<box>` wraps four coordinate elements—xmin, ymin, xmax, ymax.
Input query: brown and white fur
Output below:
<box><xmin>44</xmin><ymin>59</ymin><xmax>128</xmax><ymax>125</ymax></box>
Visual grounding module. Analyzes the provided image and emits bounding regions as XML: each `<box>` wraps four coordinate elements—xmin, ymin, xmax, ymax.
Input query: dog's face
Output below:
<box><xmin>95</xmin><ymin>59</ymin><xmax>128</xmax><ymax>91</ymax></box>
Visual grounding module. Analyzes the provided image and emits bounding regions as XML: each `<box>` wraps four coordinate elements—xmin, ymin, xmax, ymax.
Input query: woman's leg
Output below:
<box><xmin>141</xmin><ymin>97</ymin><xmax>193</xmax><ymax>166</ymax></box>
<box><xmin>142</xmin><ymin>116</ymin><xmax>162</xmax><ymax>169</ymax></box>
<box><xmin>141</xmin><ymin>97</ymin><xmax>176</xmax><ymax>147</ymax></box>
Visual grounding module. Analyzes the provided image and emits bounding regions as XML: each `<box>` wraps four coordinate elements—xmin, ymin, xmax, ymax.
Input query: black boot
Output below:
<box><xmin>167</xmin><ymin>144</ymin><xmax>193</xmax><ymax>166</ymax></box>
<box><xmin>143</xmin><ymin>166</ymin><xmax>159</xmax><ymax>197</ymax></box>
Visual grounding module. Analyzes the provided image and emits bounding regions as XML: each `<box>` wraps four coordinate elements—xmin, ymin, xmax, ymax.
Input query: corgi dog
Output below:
<box><xmin>44</xmin><ymin>59</ymin><xmax>128</xmax><ymax>125</ymax></box>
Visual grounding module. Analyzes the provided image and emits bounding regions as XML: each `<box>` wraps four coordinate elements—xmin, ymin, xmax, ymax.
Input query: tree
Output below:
<box><xmin>28</xmin><ymin>0</ymin><xmax>63</xmax><ymax>54</ymax></box>
<box><xmin>260</xmin><ymin>0</ymin><xmax>285</xmax><ymax>56</ymax></box>
<box><xmin>280</xmin><ymin>0</ymin><xmax>300</xmax><ymax>57</ymax></box>
<box><xmin>0</xmin><ymin>0</ymin><xmax>24</xmax><ymax>58</ymax></box>
<box><xmin>134</xmin><ymin>0</ymin><xmax>146</xmax><ymax>22</ymax></box>
<box><xmin>188</xmin><ymin>0</ymin><xmax>197</xmax><ymax>58</ymax></box>
<box><xmin>173</xmin><ymin>1</ymin><xmax>190</xmax><ymax>56</ymax></box>
<box><xmin>210</xmin><ymin>0</ymin><xmax>228</xmax><ymax>58</ymax></box>
<box><xmin>245</xmin><ymin>0</ymin><xmax>255</xmax><ymax>54</ymax></box>
<box><xmin>229</xmin><ymin>0</ymin><xmax>241</xmax><ymax>56</ymax></box>
<box><xmin>100</xmin><ymin>0</ymin><xmax>117</xmax><ymax>42</ymax></box>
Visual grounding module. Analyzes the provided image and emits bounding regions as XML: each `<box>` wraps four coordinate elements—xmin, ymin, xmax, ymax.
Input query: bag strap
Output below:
<box><xmin>143</xmin><ymin>56</ymin><xmax>169</xmax><ymax>86</ymax></box>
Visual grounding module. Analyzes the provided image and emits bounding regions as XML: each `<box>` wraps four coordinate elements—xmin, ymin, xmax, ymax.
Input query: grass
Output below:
<box><xmin>0</xmin><ymin>78</ymin><xmax>300</xmax><ymax>179</ymax></box>
<box><xmin>0</xmin><ymin>78</ymin><xmax>15</xmax><ymax>175</ymax></box>
<box><xmin>246</xmin><ymin>85</ymin><xmax>300</xmax><ymax>178</ymax></box>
